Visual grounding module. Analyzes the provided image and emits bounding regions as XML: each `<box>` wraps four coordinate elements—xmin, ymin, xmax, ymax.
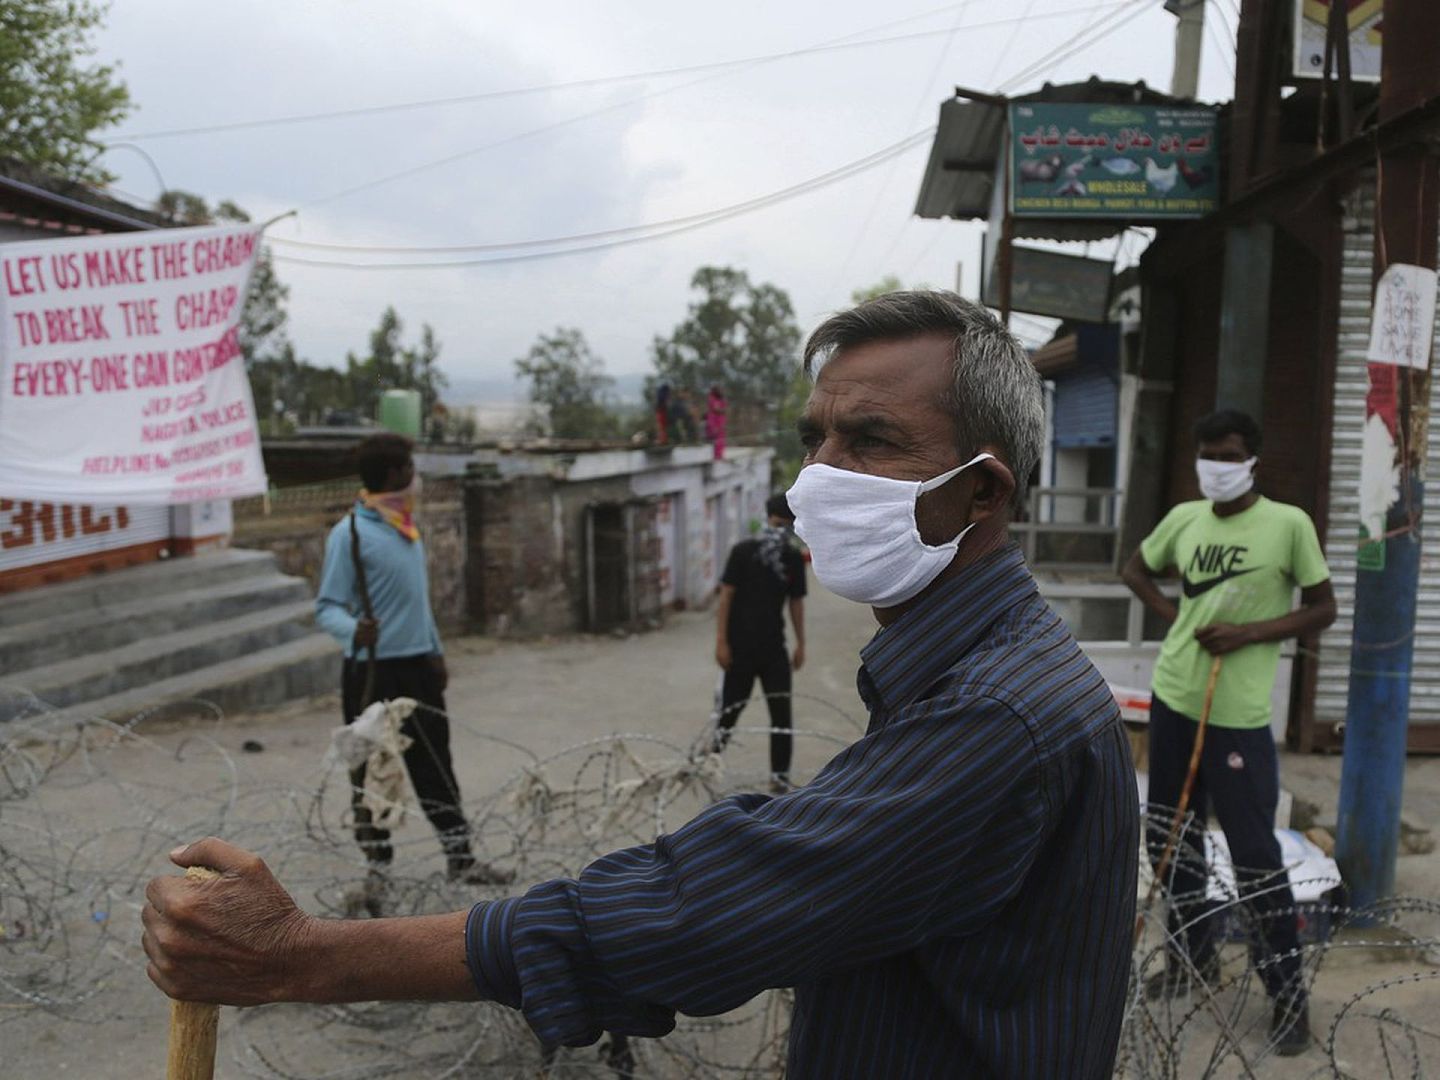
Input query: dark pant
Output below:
<box><xmin>714</xmin><ymin>646</ymin><xmax>793</xmax><ymax>776</ymax></box>
<box><xmin>342</xmin><ymin>655</ymin><xmax>471</xmax><ymax>866</ymax></box>
<box><xmin>1146</xmin><ymin>693</ymin><xmax>1302</xmax><ymax>1001</ymax></box>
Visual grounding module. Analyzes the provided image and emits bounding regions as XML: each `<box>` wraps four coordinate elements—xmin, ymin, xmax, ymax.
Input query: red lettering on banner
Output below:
<box><xmin>190</xmin><ymin>232</ymin><xmax>256</xmax><ymax>275</ymax></box>
<box><xmin>118</xmin><ymin>298</ymin><xmax>161</xmax><ymax>336</ymax></box>
<box><xmin>43</xmin><ymin>304</ymin><xmax>109</xmax><ymax>344</ymax></box>
<box><xmin>170</xmin><ymin>327</ymin><xmax>241</xmax><ymax>383</ymax></box>
<box><xmin>133</xmin><ymin>352</ymin><xmax>170</xmax><ymax>388</ymax></box>
<box><xmin>3</xmin><ymin>256</ymin><xmax>46</xmax><ymax>296</ymax></box>
<box><xmin>150</xmin><ymin>241</ymin><xmax>190</xmax><ymax>280</ymax></box>
<box><xmin>90</xmin><ymin>354</ymin><xmax>130</xmax><ymax>392</ymax></box>
<box><xmin>82</xmin><ymin>246</ymin><xmax>148</xmax><ymax>288</ymax></box>
<box><xmin>175</xmin><ymin>286</ymin><xmax>238</xmax><ymax>330</ymax></box>
<box><xmin>10</xmin><ymin>359</ymin><xmax>87</xmax><ymax>396</ymax></box>
<box><xmin>50</xmin><ymin>252</ymin><xmax>82</xmax><ymax>290</ymax></box>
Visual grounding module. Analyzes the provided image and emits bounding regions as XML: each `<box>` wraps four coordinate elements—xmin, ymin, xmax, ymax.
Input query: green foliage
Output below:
<box><xmin>514</xmin><ymin>326</ymin><xmax>625</xmax><ymax>440</ymax></box>
<box><xmin>850</xmin><ymin>275</ymin><xmax>933</xmax><ymax>305</ymax></box>
<box><xmin>850</xmin><ymin>275</ymin><xmax>906</xmax><ymax>305</ymax></box>
<box><xmin>0</xmin><ymin>0</ymin><xmax>131</xmax><ymax>183</ymax></box>
<box><xmin>344</xmin><ymin>306</ymin><xmax>449</xmax><ymax>422</ymax></box>
<box><xmin>650</xmin><ymin>266</ymin><xmax>801</xmax><ymax>437</ymax></box>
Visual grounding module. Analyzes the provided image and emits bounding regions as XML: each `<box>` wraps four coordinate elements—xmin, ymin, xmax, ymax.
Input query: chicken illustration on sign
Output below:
<box><xmin>1010</xmin><ymin>103</ymin><xmax>1219</xmax><ymax>219</ymax></box>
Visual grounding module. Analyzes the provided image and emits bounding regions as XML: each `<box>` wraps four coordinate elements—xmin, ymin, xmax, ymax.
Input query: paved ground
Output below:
<box><xmin>5</xmin><ymin>579</ymin><xmax>1439</xmax><ymax>1076</ymax></box>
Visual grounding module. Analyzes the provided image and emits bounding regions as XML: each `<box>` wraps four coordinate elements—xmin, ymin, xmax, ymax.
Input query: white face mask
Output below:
<box><xmin>786</xmin><ymin>452</ymin><xmax>994</xmax><ymax>608</ymax></box>
<box><xmin>1195</xmin><ymin>457</ymin><xmax>1256</xmax><ymax>503</ymax></box>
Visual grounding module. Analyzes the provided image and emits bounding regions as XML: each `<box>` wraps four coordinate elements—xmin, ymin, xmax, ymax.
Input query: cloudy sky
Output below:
<box><xmin>93</xmin><ymin>1</ymin><xmax>1237</xmax><ymax>402</ymax></box>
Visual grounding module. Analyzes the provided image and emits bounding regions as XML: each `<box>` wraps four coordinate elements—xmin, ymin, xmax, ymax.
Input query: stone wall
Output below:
<box><xmin>465</xmin><ymin>476</ymin><xmax>574</xmax><ymax>636</ymax></box>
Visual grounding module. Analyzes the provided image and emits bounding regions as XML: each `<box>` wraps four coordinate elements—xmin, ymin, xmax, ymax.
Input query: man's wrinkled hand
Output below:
<box><xmin>142</xmin><ymin>837</ymin><xmax>316</xmax><ymax>1006</ymax></box>
<box><xmin>792</xmin><ymin>643</ymin><xmax>806</xmax><ymax>672</ymax></box>
<box><xmin>715</xmin><ymin>641</ymin><xmax>733</xmax><ymax>672</ymax></box>
<box><xmin>1194</xmin><ymin>622</ymin><xmax>1254</xmax><ymax>656</ymax></box>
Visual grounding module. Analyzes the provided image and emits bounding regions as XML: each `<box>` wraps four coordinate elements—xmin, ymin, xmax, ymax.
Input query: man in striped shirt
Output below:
<box><xmin>143</xmin><ymin>292</ymin><xmax>1138</xmax><ymax>1078</ymax></box>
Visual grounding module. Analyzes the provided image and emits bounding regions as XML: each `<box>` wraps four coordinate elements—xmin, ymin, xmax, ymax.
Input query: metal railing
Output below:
<box><xmin>1012</xmin><ymin>486</ymin><xmax>1122</xmax><ymax>566</ymax></box>
<box><xmin>1033</xmin><ymin>580</ymin><xmax>1180</xmax><ymax>647</ymax></box>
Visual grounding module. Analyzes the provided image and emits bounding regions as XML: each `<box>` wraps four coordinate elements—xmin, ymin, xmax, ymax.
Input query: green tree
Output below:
<box><xmin>344</xmin><ymin>307</ymin><xmax>449</xmax><ymax>432</ymax></box>
<box><xmin>851</xmin><ymin>275</ymin><xmax>904</xmax><ymax>304</ymax></box>
<box><xmin>650</xmin><ymin>266</ymin><xmax>801</xmax><ymax>439</ymax></box>
<box><xmin>514</xmin><ymin>327</ymin><xmax>622</xmax><ymax>440</ymax></box>
<box><xmin>406</xmin><ymin>323</ymin><xmax>448</xmax><ymax>424</ymax></box>
<box><xmin>850</xmin><ymin>275</ymin><xmax>932</xmax><ymax>305</ymax></box>
<box><xmin>0</xmin><ymin>0</ymin><xmax>131</xmax><ymax>183</ymax></box>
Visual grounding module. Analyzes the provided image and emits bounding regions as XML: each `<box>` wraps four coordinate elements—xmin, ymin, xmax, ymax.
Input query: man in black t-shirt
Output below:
<box><xmin>713</xmin><ymin>493</ymin><xmax>807</xmax><ymax>792</ymax></box>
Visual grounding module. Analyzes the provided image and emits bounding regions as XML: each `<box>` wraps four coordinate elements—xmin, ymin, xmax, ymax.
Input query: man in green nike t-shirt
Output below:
<box><xmin>1122</xmin><ymin>408</ymin><xmax>1336</xmax><ymax>1057</ymax></box>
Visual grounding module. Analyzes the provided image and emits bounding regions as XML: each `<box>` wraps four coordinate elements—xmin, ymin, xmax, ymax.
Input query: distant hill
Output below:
<box><xmin>445</xmin><ymin>371</ymin><xmax>650</xmax><ymax>408</ymax></box>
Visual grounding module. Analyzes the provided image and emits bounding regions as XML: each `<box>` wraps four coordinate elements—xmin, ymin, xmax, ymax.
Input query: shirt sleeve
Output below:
<box><xmin>785</xmin><ymin>548</ymin><xmax>807</xmax><ymax>599</ymax></box>
<box><xmin>1139</xmin><ymin>503</ymin><xmax>1189</xmax><ymax>572</ymax></box>
<box><xmin>720</xmin><ymin>543</ymin><xmax>745</xmax><ymax>588</ymax></box>
<box><xmin>1289</xmin><ymin>508</ymin><xmax>1331</xmax><ymax>588</ymax></box>
<box><xmin>465</xmin><ymin>693</ymin><xmax>1049</xmax><ymax>1048</ymax></box>
<box><xmin>315</xmin><ymin>523</ymin><xmax>360</xmax><ymax>651</ymax></box>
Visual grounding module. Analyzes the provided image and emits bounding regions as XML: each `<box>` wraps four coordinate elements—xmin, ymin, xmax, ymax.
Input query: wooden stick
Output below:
<box><xmin>1134</xmin><ymin>655</ymin><xmax>1223</xmax><ymax>946</ymax></box>
<box><xmin>166</xmin><ymin>866</ymin><xmax>222</xmax><ymax>1080</ymax></box>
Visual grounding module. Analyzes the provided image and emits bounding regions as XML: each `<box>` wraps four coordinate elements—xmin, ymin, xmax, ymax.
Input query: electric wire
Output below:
<box><xmin>996</xmin><ymin>0</ymin><xmax>1153</xmax><ymax>94</ymax></box>
<box><xmin>271</xmin><ymin>129</ymin><xmax>936</xmax><ymax>270</ymax></box>
<box><xmin>825</xmin><ymin>0</ymin><xmax>978</xmax><ymax>302</ymax></box>
<box><xmin>263</xmin><ymin>0</ymin><xmax>1148</xmax><ymax>272</ymax></box>
<box><xmin>110</xmin><ymin>3</ymin><xmax>1128</xmax><ymax>143</ymax></box>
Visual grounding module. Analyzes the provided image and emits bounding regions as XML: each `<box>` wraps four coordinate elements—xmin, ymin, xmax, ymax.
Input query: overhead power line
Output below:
<box><xmin>269</xmin><ymin>128</ymin><xmax>936</xmax><ymax>271</ymax></box>
<box><xmin>997</xmin><ymin>0</ymin><xmax>1152</xmax><ymax>93</ymax></box>
<box><xmin>111</xmin><ymin>2</ymin><xmax>1128</xmax><ymax>142</ymax></box>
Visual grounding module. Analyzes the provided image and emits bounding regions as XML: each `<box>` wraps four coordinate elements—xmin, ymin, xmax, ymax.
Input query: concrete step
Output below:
<box><xmin>4</xmin><ymin>600</ymin><xmax>318</xmax><ymax>712</ymax></box>
<box><xmin>0</xmin><ymin>573</ymin><xmax>310</xmax><ymax>674</ymax></box>
<box><xmin>0</xmin><ymin>547</ymin><xmax>278</xmax><ymax>628</ymax></box>
<box><xmin>40</xmin><ymin>632</ymin><xmax>341</xmax><ymax>725</ymax></box>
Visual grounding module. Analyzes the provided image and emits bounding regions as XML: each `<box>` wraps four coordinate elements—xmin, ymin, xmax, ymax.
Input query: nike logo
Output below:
<box><xmin>1182</xmin><ymin>567</ymin><xmax>1259</xmax><ymax>598</ymax></box>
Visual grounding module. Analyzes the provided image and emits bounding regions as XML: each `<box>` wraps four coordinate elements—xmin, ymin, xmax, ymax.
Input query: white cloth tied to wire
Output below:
<box><xmin>327</xmin><ymin>698</ymin><xmax>416</xmax><ymax>829</ymax></box>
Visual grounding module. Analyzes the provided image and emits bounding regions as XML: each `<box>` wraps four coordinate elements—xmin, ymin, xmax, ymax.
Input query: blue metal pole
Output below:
<box><xmin>1335</xmin><ymin>476</ymin><xmax>1422</xmax><ymax>908</ymax></box>
<box><xmin>1334</xmin><ymin>0</ymin><xmax>1440</xmax><ymax>909</ymax></box>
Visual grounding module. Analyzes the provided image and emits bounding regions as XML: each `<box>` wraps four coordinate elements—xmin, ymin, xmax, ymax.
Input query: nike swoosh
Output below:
<box><xmin>1182</xmin><ymin>567</ymin><xmax>1259</xmax><ymax>598</ymax></box>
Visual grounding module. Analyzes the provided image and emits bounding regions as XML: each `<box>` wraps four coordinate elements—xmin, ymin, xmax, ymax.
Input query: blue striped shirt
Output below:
<box><xmin>466</xmin><ymin>545</ymin><xmax>1138</xmax><ymax>1077</ymax></box>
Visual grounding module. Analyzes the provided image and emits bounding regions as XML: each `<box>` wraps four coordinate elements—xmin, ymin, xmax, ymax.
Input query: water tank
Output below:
<box><xmin>378</xmin><ymin>389</ymin><xmax>422</xmax><ymax>438</ymax></box>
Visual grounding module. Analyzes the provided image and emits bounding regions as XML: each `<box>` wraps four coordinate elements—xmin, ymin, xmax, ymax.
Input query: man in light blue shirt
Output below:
<box><xmin>316</xmin><ymin>433</ymin><xmax>508</xmax><ymax>890</ymax></box>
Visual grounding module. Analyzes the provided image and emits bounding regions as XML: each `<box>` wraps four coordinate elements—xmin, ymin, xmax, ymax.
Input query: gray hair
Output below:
<box><xmin>803</xmin><ymin>290</ymin><xmax>1044</xmax><ymax>511</ymax></box>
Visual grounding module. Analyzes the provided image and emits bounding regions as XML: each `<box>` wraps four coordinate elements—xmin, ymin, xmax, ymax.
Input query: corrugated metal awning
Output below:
<box><xmin>1031</xmin><ymin>333</ymin><xmax>1078</xmax><ymax>377</ymax></box>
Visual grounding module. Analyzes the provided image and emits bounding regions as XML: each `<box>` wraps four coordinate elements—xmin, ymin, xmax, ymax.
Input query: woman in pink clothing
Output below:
<box><xmin>705</xmin><ymin>384</ymin><xmax>728</xmax><ymax>460</ymax></box>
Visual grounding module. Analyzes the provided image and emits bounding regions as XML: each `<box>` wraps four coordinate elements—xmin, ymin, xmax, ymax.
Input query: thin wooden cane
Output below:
<box><xmin>349</xmin><ymin>510</ymin><xmax>377</xmax><ymax>710</ymax></box>
<box><xmin>165</xmin><ymin>866</ymin><xmax>222</xmax><ymax>1080</ymax></box>
<box><xmin>1134</xmin><ymin>655</ymin><xmax>1224</xmax><ymax>946</ymax></box>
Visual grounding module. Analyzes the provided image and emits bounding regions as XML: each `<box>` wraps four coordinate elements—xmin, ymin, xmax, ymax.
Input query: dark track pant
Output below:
<box><xmin>714</xmin><ymin>646</ymin><xmax>793</xmax><ymax>776</ymax></box>
<box><xmin>1146</xmin><ymin>693</ymin><xmax>1302</xmax><ymax>1001</ymax></box>
<box><xmin>342</xmin><ymin>655</ymin><xmax>471</xmax><ymax>866</ymax></box>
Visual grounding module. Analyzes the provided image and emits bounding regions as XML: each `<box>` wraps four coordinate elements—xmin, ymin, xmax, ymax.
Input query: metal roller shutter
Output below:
<box><xmin>1052</xmin><ymin>366</ymin><xmax>1118</xmax><ymax>449</ymax></box>
<box><xmin>0</xmin><ymin>501</ymin><xmax>169</xmax><ymax>573</ymax></box>
<box><xmin>1314</xmin><ymin>177</ymin><xmax>1440</xmax><ymax>738</ymax></box>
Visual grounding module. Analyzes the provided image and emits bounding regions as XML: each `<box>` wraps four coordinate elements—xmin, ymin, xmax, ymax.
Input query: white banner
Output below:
<box><xmin>0</xmin><ymin>224</ymin><xmax>268</xmax><ymax>504</ymax></box>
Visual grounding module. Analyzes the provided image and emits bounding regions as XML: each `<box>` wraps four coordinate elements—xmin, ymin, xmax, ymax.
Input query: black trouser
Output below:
<box><xmin>714</xmin><ymin>645</ymin><xmax>792</xmax><ymax>776</ymax></box>
<box><xmin>1146</xmin><ymin>693</ymin><xmax>1302</xmax><ymax>1001</ymax></box>
<box><xmin>342</xmin><ymin>654</ymin><xmax>471</xmax><ymax>866</ymax></box>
